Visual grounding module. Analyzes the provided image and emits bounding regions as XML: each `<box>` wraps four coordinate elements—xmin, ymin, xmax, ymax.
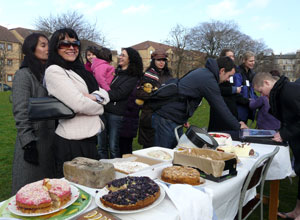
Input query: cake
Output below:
<box><xmin>147</xmin><ymin>150</ymin><xmax>172</xmax><ymax>160</ymax></box>
<box><xmin>209</xmin><ymin>132</ymin><xmax>232</xmax><ymax>146</ymax></box>
<box><xmin>63</xmin><ymin>157</ymin><xmax>115</xmax><ymax>189</ymax></box>
<box><xmin>161</xmin><ymin>166</ymin><xmax>203</xmax><ymax>185</ymax></box>
<box><xmin>15</xmin><ymin>178</ymin><xmax>71</xmax><ymax>213</ymax></box>
<box><xmin>100</xmin><ymin>176</ymin><xmax>160</xmax><ymax>210</ymax></box>
<box><xmin>112</xmin><ymin>161</ymin><xmax>150</xmax><ymax>174</ymax></box>
<box><xmin>217</xmin><ymin>143</ymin><xmax>254</xmax><ymax>157</ymax></box>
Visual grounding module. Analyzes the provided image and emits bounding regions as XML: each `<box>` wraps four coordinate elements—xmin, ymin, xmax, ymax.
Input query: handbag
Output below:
<box><xmin>28</xmin><ymin>96</ymin><xmax>75</xmax><ymax>121</ymax></box>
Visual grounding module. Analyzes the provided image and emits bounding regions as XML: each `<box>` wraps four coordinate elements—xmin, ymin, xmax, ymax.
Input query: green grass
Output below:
<box><xmin>0</xmin><ymin>92</ymin><xmax>297</xmax><ymax>220</ymax></box>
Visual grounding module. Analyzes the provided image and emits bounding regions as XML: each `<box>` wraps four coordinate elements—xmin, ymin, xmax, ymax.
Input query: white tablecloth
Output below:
<box><xmin>0</xmin><ymin>143</ymin><xmax>292</xmax><ymax>220</ymax></box>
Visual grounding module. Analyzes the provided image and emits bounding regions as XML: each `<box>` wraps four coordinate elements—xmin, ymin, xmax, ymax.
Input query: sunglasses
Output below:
<box><xmin>156</xmin><ymin>58</ymin><xmax>167</xmax><ymax>61</ymax></box>
<box><xmin>57</xmin><ymin>40</ymin><xmax>80</xmax><ymax>49</ymax></box>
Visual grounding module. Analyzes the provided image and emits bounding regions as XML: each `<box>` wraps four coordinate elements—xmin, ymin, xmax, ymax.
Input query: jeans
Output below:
<box><xmin>98</xmin><ymin>112</ymin><xmax>123</xmax><ymax>159</ymax></box>
<box><xmin>152</xmin><ymin>113</ymin><xmax>182</xmax><ymax>149</ymax></box>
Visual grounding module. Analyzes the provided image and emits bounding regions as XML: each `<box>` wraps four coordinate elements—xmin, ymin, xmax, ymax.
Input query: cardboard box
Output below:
<box><xmin>173</xmin><ymin>148</ymin><xmax>237</xmax><ymax>182</ymax></box>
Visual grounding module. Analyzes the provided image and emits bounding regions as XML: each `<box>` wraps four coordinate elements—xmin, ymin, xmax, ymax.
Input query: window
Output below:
<box><xmin>283</xmin><ymin>65</ymin><xmax>286</xmax><ymax>70</ymax></box>
<box><xmin>0</xmin><ymin>43</ymin><xmax>4</xmax><ymax>50</ymax></box>
<box><xmin>7</xmin><ymin>75</ymin><xmax>13</xmax><ymax>82</ymax></box>
<box><xmin>7</xmin><ymin>44</ymin><xmax>12</xmax><ymax>51</ymax></box>
<box><xmin>7</xmin><ymin>59</ymin><xmax>12</xmax><ymax>66</ymax></box>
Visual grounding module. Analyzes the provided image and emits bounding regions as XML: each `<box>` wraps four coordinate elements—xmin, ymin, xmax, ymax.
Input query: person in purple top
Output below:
<box><xmin>249</xmin><ymin>95</ymin><xmax>280</xmax><ymax>130</ymax></box>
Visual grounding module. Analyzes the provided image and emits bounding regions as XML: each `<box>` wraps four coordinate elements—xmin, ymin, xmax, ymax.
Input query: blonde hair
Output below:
<box><xmin>252</xmin><ymin>72</ymin><xmax>278</xmax><ymax>88</ymax></box>
<box><xmin>242</xmin><ymin>51</ymin><xmax>255</xmax><ymax>62</ymax></box>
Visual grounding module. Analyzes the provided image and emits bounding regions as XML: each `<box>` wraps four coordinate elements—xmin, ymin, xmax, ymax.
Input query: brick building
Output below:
<box><xmin>131</xmin><ymin>40</ymin><xmax>205</xmax><ymax>77</ymax></box>
<box><xmin>0</xmin><ymin>26</ymin><xmax>22</xmax><ymax>86</ymax></box>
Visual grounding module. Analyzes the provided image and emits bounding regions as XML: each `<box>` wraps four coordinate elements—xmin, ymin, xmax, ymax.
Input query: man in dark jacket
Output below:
<box><xmin>253</xmin><ymin>72</ymin><xmax>300</xmax><ymax>220</ymax></box>
<box><xmin>152</xmin><ymin>57</ymin><xmax>248</xmax><ymax>149</ymax></box>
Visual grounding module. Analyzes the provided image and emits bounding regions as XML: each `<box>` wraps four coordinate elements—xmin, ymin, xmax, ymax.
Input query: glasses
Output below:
<box><xmin>57</xmin><ymin>40</ymin><xmax>80</xmax><ymax>50</ymax></box>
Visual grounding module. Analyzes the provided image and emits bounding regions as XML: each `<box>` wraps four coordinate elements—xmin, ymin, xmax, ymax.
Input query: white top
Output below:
<box><xmin>45</xmin><ymin>65</ymin><xmax>109</xmax><ymax>140</ymax></box>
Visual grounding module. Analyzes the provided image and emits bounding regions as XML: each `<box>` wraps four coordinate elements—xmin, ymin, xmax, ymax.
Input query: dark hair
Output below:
<box><xmin>220</xmin><ymin>48</ymin><xmax>234</xmax><ymax>57</ymax></box>
<box><xmin>217</xmin><ymin>56</ymin><xmax>235</xmax><ymax>72</ymax></box>
<box><xmin>269</xmin><ymin>69</ymin><xmax>280</xmax><ymax>77</ymax></box>
<box><xmin>146</xmin><ymin>59</ymin><xmax>171</xmax><ymax>76</ymax></box>
<box><xmin>47</xmin><ymin>28</ymin><xmax>82</xmax><ymax>70</ymax></box>
<box><xmin>85</xmin><ymin>46</ymin><xmax>99</xmax><ymax>63</ymax></box>
<box><xmin>21</xmin><ymin>33</ymin><xmax>48</xmax><ymax>82</ymax></box>
<box><xmin>94</xmin><ymin>47</ymin><xmax>112</xmax><ymax>62</ymax></box>
<box><xmin>122</xmin><ymin>47</ymin><xmax>143</xmax><ymax>77</ymax></box>
<box><xmin>47</xmin><ymin>28</ymin><xmax>98</xmax><ymax>93</ymax></box>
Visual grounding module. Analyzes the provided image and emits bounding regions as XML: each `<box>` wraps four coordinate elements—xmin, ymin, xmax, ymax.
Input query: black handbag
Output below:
<box><xmin>28</xmin><ymin>96</ymin><xmax>75</xmax><ymax>121</ymax></box>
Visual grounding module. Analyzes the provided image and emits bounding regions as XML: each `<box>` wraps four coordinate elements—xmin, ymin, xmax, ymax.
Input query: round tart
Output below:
<box><xmin>100</xmin><ymin>176</ymin><xmax>160</xmax><ymax>210</ymax></box>
<box><xmin>161</xmin><ymin>166</ymin><xmax>203</xmax><ymax>185</ymax></box>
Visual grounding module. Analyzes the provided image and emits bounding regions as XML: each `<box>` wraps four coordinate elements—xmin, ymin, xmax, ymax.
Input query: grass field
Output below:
<box><xmin>0</xmin><ymin>91</ymin><xmax>297</xmax><ymax>219</ymax></box>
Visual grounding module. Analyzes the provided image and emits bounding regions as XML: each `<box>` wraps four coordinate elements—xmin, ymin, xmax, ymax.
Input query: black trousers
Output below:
<box><xmin>52</xmin><ymin>134</ymin><xmax>98</xmax><ymax>178</ymax></box>
<box><xmin>119</xmin><ymin>137</ymin><xmax>133</xmax><ymax>156</ymax></box>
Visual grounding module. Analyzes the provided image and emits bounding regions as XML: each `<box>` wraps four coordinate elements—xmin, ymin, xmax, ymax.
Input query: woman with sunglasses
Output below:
<box><xmin>44</xmin><ymin>28</ymin><xmax>109</xmax><ymax>177</ymax></box>
<box><xmin>98</xmin><ymin>47</ymin><xmax>143</xmax><ymax>159</ymax></box>
<box><xmin>11</xmin><ymin>33</ymin><xmax>56</xmax><ymax>195</ymax></box>
<box><xmin>136</xmin><ymin>50</ymin><xmax>172</xmax><ymax>149</ymax></box>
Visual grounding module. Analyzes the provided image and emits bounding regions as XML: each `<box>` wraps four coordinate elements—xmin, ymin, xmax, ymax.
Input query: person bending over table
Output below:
<box><xmin>152</xmin><ymin>56</ymin><xmax>248</xmax><ymax>149</ymax></box>
<box><xmin>253</xmin><ymin>72</ymin><xmax>300</xmax><ymax>220</ymax></box>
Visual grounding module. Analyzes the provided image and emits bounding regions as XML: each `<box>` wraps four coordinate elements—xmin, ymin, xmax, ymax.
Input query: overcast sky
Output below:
<box><xmin>0</xmin><ymin>0</ymin><xmax>299</xmax><ymax>54</ymax></box>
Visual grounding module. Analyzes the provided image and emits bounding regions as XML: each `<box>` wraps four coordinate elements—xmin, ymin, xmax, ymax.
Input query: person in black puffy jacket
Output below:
<box><xmin>98</xmin><ymin>47</ymin><xmax>143</xmax><ymax>159</ymax></box>
<box><xmin>153</xmin><ymin>57</ymin><xmax>248</xmax><ymax>149</ymax></box>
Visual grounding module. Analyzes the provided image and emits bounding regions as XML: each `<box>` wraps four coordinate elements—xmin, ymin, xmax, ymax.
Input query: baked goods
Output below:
<box><xmin>64</xmin><ymin>157</ymin><xmax>115</xmax><ymax>188</ymax></box>
<box><xmin>147</xmin><ymin>150</ymin><xmax>172</xmax><ymax>160</ymax></box>
<box><xmin>217</xmin><ymin>143</ymin><xmax>254</xmax><ymax>157</ymax></box>
<box><xmin>161</xmin><ymin>166</ymin><xmax>203</xmax><ymax>185</ymax></box>
<box><xmin>209</xmin><ymin>132</ymin><xmax>232</xmax><ymax>146</ymax></box>
<box><xmin>16</xmin><ymin>178</ymin><xmax>71</xmax><ymax>213</ymax></box>
<box><xmin>100</xmin><ymin>176</ymin><xmax>160</xmax><ymax>210</ymax></box>
<box><xmin>112</xmin><ymin>161</ymin><xmax>150</xmax><ymax>174</ymax></box>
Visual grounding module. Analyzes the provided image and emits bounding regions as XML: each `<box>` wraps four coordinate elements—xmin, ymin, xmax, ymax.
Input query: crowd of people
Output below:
<box><xmin>10</xmin><ymin>28</ymin><xmax>300</xmax><ymax>219</ymax></box>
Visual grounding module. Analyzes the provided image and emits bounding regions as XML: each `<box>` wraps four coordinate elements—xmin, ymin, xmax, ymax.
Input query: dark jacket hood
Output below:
<box><xmin>205</xmin><ymin>58</ymin><xmax>219</xmax><ymax>83</ymax></box>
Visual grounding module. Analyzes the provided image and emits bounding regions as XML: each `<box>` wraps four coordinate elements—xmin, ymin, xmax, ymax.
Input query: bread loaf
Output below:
<box><xmin>63</xmin><ymin>157</ymin><xmax>115</xmax><ymax>188</ymax></box>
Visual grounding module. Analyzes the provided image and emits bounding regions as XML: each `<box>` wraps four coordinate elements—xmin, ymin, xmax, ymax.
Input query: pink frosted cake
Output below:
<box><xmin>15</xmin><ymin>178</ymin><xmax>71</xmax><ymax>213</ymax></box>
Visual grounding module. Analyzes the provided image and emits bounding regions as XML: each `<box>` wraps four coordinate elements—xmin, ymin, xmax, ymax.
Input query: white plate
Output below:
<box><xmin>157</xmin><ymin>177</ymin><xmax>205</xmax><ymax>186</ymax></box>
<box><xmin>8</xmin><ymin>185</ymin><xmax>79</xmax><ymax>217</ymax></box>
<box><xmin>95</xmin><ymin>182</ymin><xmax>165</xmax><ymax>214</ymax></box>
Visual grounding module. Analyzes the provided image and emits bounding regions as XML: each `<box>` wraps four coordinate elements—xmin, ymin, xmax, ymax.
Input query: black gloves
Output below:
<box><xmin>23</xmin><ymin>141</ymin><xmax>39</xmax><ymax>165</ymax></box>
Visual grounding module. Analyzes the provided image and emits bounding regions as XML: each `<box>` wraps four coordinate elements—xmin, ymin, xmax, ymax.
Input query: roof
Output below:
<box><xmin>9</xmin><ymin>27</ymin><xmax>38</xmax><ymax>39</ymax></box>
<box><xmin>274</xmin><ymin>54</ymin><xmax>296</xmax><ymax>59</ymax></box>
<box><xmin>131</xmin><ymin>40</ymin><xmax>172</xmax><ymax>51</ymax></box>
<box><xmin>0</xmin><ymin>25</ymin><xmax>20</xmax><ymax>43</ymax></box>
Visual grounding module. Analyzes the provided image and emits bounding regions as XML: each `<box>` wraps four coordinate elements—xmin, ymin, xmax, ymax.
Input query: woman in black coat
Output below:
<box><xmin>98</xmin><ymin>47</ymin><xmax>143</xmax><ymax>159</ymax></box>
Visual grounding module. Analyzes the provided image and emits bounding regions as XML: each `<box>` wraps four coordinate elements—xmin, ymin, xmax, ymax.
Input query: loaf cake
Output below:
<box><xmin>161</xmin><ymin>166</ymin><xmax>203</xmax><ymax>185</ymax></box>
<box><xmin>15</xmin><ymin>178</ymin><xmax>71</xmax><ymax>213</ymax></box>
<box><xmin>63</xmin><ymin>157</ymin><xmax>115</xmax><ymax>188</ymax></box>
<box><xmin>100</xmin><ymin>176</ymin><xmax>160</xmax><ymax>210</ymax></box>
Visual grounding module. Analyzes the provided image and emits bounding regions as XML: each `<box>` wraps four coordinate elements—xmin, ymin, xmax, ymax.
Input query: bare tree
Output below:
<box><xmin>188</xmin><ymin>20</ymin><xmax>272</xmax><ymax>63</ymax></box>
<box><xmin>165</xmin><ymin>24</ymin><xmax>205</xmax><ymax>77</ymax></box>
<box><xmin>34</xmin><ymin>11</ymin><xmax>106</xmax><ymax>45</ymax></box>
<box><xmin>188</xmin><ymin>20</ymin><xmax>241</xmax><ymax>58</ymax></box>
<box><xmin>0</xmin><ymin>47</ymin><xmax>7</xmax><ymax>91</ymax></box>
